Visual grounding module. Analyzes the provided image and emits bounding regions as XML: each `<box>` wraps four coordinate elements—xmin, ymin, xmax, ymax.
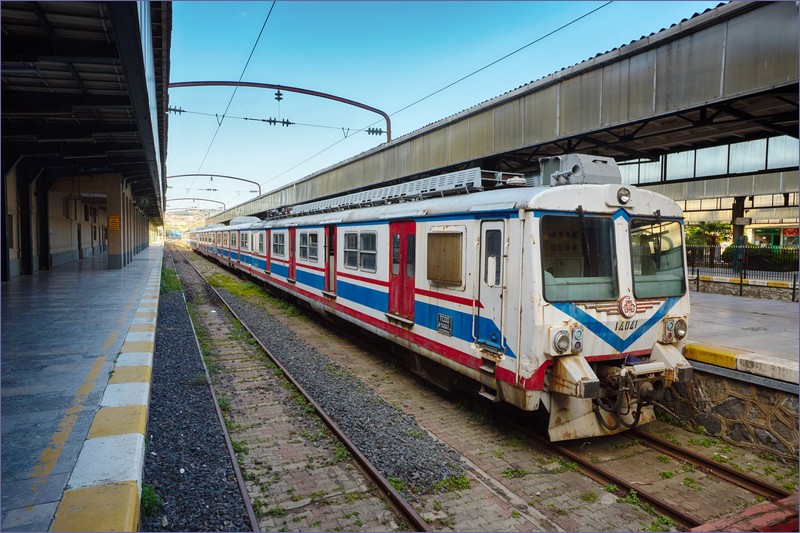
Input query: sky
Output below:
<box><xmin>165</xmin><ymin>0</ymin><xmax>723</xmax><ymax>214</ymax></box>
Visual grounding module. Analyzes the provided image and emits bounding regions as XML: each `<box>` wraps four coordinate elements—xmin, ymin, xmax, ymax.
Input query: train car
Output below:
<box><xmin>186</xmin><ymin>154</ymin><xmax>693</xmax><ymax>441</ymax></box>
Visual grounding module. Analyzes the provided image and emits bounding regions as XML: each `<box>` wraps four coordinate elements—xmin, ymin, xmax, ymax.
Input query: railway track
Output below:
<box><xmin>169</xmin><ymin>246</ymin><xmax>429</xmax><ymax>532</ymax></box>
<box><xmin>171</xmin><ymin>244</ymin><xmax>798</xmax><ymax>532</ymax></box>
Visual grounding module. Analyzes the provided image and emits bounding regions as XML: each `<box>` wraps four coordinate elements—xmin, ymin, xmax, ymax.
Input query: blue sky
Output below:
<box><xmin>166</xmin><ymin>1</ymin><xmax>722</xmax><ymax>213</ymax></box>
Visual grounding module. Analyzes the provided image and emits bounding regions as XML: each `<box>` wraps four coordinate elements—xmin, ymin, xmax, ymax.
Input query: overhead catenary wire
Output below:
<box><xmin>258</xmin><ymin>1</ymin><xmax>613</xmax><ymax>189</ymax></box>
<box><xmin>187</xmin><ymin>1</ymin><xmax>277</xmax><ymax>195</ymax></box>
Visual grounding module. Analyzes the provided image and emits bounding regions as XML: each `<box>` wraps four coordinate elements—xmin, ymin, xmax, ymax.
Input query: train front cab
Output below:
<box><xmin>531</xmin><ymin>175</ymin><xmax>693</xmax><ymax>441</ymax></box>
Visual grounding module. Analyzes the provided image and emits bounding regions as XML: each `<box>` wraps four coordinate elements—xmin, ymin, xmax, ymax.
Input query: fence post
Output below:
<box><xmin>793</xmin><ymin>273</ymin><xmax>797</xmax><ymax>303</ymax></box>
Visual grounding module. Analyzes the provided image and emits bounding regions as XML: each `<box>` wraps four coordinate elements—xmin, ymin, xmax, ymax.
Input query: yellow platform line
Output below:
<box><xmin>683</xmin><ymin>342</ymin><xmax>747</xmax><ymax>370</ymax></box>
<box><xmin>51</xmin><ymin>252</ymin><xmax>163</xmax><ymax>532</ymax></box>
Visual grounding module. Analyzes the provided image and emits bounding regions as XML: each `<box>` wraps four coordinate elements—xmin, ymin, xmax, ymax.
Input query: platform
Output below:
<box><xmin>1</xmin><ymin>244</ymin><xmax>163</xmax><ymax>532</ymax></box>
<box><xmin>683</xmin><ymin>291</ymin><xmax>799</xmax><ymax>388</ymax></box>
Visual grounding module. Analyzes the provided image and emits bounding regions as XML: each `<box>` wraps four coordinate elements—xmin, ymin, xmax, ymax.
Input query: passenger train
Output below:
<box><xmin>185</xmin><ymin>154</ymin><xmax>693</xmax><ymax>441</ymax></box>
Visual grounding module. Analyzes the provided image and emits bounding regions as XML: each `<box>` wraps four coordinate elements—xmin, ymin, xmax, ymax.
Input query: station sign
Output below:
<box><xmin>108</xmin><ymin>215</ymin><xmax>121</xmax><ymax>231</ymax></box>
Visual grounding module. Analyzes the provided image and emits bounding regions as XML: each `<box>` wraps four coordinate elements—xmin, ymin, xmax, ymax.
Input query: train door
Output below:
<box><xmin>388</xmin><ymin>221</ymin><xmax>416</xmax><ymax>321</ymax></box>
<box><xmin>264</xmin><ymin>229</ymin><xmax>271</xmax><ymax>272</ymax></box>
<box><xmin>476</xmin><ymin>220</ymin><xmax>505</xmax><ymax>352</ymax></box>
<box><xmin>324</xmin><ymin>225</ymin><xmax>336</xmax><ymax>293</ymax></box>
<box><xmin>288</xmin><ymin>227</ymin><xmax>297</xmax><ymax>281</ymax></box>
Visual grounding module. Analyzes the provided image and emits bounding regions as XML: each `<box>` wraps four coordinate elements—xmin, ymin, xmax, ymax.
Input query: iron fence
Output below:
<box><xmin>686</xmin><ymin>245</ymin><xmax>799</xmax><ymax>284</ymax></box>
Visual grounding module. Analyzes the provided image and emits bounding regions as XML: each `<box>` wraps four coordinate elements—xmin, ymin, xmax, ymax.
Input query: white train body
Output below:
<box><xmin>186</xmin><ymin>154</ymin><xmax>693</xmax><ymax>440</ymax></box>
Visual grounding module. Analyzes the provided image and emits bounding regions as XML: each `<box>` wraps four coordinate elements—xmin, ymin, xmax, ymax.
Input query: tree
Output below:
<box><xmin>685</xmin><ymin>222</ymin><xmax>732</xmax><ymax>246</ymax></box>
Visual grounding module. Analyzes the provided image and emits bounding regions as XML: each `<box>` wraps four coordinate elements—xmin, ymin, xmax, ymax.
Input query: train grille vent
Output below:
<box><xmin>288</xmin><ymin>167</ymin><xmax>512</xmax><ymax>217</ymax></box>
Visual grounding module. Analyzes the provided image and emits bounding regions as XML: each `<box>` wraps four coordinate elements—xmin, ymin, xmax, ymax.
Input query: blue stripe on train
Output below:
<box><xmin>552</xmin><ymin>296</ymin><xmax>681</xmax><ymax>352</ymax></box>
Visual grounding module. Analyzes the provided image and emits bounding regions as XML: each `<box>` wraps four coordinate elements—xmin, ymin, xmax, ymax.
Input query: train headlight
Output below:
<box><xmin>674</xmin><ymin>318</ymin><xmax>688</xmax><ymax>340</ymax></box>
<box><xmin>553</xmin><ymin>330</ymin><xmax>571</xmax><ymax>354</ymax></box>
<box><xmin>617</xmin><ymin>187</ymin><xmax>631</xmax><ymax>204</ymax></box>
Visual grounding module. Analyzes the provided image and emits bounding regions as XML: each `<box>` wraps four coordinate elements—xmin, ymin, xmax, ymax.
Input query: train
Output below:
<box><xmin>185</xmin><ymin>154</ymin><xmax>693</xmax><ymax>441</ymax></box>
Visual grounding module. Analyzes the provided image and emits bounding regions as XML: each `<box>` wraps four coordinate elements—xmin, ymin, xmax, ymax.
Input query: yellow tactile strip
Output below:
<box><xmin>51</xmin><ymin>253</ymin><xmax>162</xmax><ymax>532</ymax></box>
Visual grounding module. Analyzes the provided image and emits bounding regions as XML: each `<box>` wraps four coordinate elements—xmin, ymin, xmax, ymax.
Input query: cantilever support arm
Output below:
<box><xmin>169</xmin><ymin>81</ymin><xmax>392</xmax><ymax>142</ymax></box>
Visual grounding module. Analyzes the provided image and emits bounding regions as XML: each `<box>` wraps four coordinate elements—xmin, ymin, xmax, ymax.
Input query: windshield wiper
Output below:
<box><xmin>577</xmin><ymin>205</ymin><xmax>593</xmax><ymax>275</ymax></box>
<box><xmin>653</xmin><ymin>209</ymin><xmax>662</xmax><ymax>268</ymax></box>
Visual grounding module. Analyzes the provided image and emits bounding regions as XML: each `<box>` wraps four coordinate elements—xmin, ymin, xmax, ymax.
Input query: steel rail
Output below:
<box><xmin>166</xmin><ymin>250</ymin><xmax>261</xmax><ymax>532</ymax></box>
<box><xmin>630</xmin><ymin>429</ymin><xmax>792</xmax><ymax>501</ymax></box>
<box><xmin>178</xmin><ymin>247</ymin><xmax>431</xmax><ymax>532</ymax></box>
<box><xmin>491</xmin><ymin>410</ymin><xmax>704</xmax><ymax>529</ymax></box>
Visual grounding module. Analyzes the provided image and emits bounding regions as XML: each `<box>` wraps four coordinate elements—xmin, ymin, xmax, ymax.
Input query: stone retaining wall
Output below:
<box><xmin>665</xmin><ymin>372</ymin><xmax>798</xmax><ymax>461</ymax></box>
<box><xmin>689</xmin><ymin>279</ymin><xmax>798</xmax><ymax>302</ymax></box>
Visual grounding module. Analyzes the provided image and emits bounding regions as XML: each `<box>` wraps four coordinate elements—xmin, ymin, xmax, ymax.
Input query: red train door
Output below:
<box><xmin>264</xmin><ymin>229</ymin><xmax>271</xmax><ymax>273</ymax></box>
<box><xmin>288</xmin><ymin>227</ymin><xmax>297</xmax><ymax>281</ymax></box>
<box><xmin>324</xmin><ymin>225</ymin><xmax>336</xmax><ymax>293</ymax></box>
<box><xmin>388</xmin><ymin>220</ymin><xmax>416</xmax><ymax>321</ymax></box>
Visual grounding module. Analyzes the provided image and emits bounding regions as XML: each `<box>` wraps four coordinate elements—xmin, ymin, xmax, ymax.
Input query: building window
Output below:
<box><xmin>427</xmin><ymin>232</ymin><xmax>462</xmax><ymax>285</ymax></box>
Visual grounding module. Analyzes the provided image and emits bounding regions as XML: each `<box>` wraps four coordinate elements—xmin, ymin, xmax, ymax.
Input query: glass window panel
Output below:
<box><xmin>392</xmin><ymin>234</ymin><xmax>400</xmax><ymax>275</ymax></box>
<box><xmin>631</xmin><ymin>219</ymin><xmax>686</xmax><ymax>298</ymax></box>
<box><xmin>666</xmin><ymin>151</ymin><xmax>694</xmax><ymax>180</ymax></box>
<box><xmin>360</xmin><ymin>232</ymin><xmax>377</xmax><ymax>272</ymax></box>
<box><xmin>695</xmin><ymin>145</ymin><xmax>728</xmax><ymax>177</ymax></box>
<box><xmin>344</xmin><ymin>232</ymin><xmax>358</xmax><ymax>269</ymax></box>
<box><xmin>541</xmin><ymin>215</ymin><xmax>617</xmax><ymax>301</ymax></box>
<box><xmin>729</xmin><ymin>139</ymin><xmax>766</xmax><ymax>174</ymax></box>
<box><xmin>639</xmin><ymin>160</ymin><xmax>662</xmax><ymax>183</ymax></box>
<box><xmin>767</xmin><ymin>136</ymin><xmax>800</xmax><ymax>169</ymax></box>
<box><xmin>309</xmin><ymin>233</ymin><xmax>318</xmax><ymax>262</ymax></box>
<box><xmin>406</xmin><ymin>234</ymin><xmax>415</xmax><ymax>278</ymax></box>
<box><xmin>484</xmin><ymin>229</ymin><xmax>502</xmax><ymax>286</ymax></box>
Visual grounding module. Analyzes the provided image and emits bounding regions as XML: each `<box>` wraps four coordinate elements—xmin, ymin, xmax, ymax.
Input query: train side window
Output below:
<box><xmin>344</xmin><ymin>232</ymin><xmax>358</xmax><ymax>269</ymax></box>
<box><xmin>308</xmin><ymin>233</ymin><xmax>319</xmax><ymax>262</ymax></box>
<box><xmin>258</xmin><ymin>232</ymin><xmax>265</xmax><ymax>255</ymax></box>
<box><xmin>427</xmin><ymin>232</ymin><xmax>462</xmax><ymax>285</ymax></box>
<box><xmin>272</xmin><ymin>232</ymin><xmax>285</xmax><ymax>257</ymax></box>
<box><xmin>484</xmin><ymin>229</ymin><xmax>502</xmax><ymax>286</ymax></box>
<box><xmin>231</xmin><ymin>232</ymin><xmax>238</xmax><ymax>248</ymax></box>
<box><xmin>241</xmin><ymin>232</ymin><xmax>249</xmax><ymax>251</ymax></box>
<box><xmin>392</xmin><ymin>234</ymin><xmax>400</xmax><ymax>275</ymax></box>
<box><xmin>299</xmin><ymin>233</ymin><xmax>309</xmax><ymax>260</ymax></box>
<box><xmin>359</xmin><ymin>232</ymin><xmax>377</xmax><ymax>272</ymax></box>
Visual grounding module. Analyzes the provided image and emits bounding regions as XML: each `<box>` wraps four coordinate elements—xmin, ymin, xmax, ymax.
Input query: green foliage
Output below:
<box><xmin>388</xmin><ymin>477</ymin><xmax>407</xmax><ymax>492</ymax></box>
<box><xmin>267</xmin><ymin>505</ymin><xmax>287</xmax><ymax>517</ymax></box>
<box><xmin>645</xmin><ymin>515</ymin><xmax>675</xmax><ymax>532</ymax></box>
<box><xmin>251</xmin><ymin>498</ymin><xmax>265</xmax><ymax>516</ymax></box>
<box><xmin>659</xmin><ymin>470</ymin><xmax>674</xmax><ymax>479</ymax></box>
<box><xmin>580</xmin><ymin>491</ymin><xmax>598</xmax><ymax>503</ymax></box>
<box><xmin>502</xmin><ymin>466</ymin><xmax>531</xmax><ymax>479</ymax></box>
<box><xmin>434</xmin><ymin>474</ymin><xmax>471</xmax><ymax>491</ymax></box>
<box><xmin>207</xmin><ymin>272</ymin><xmax>263</xmax><ymax>298</ymax></box>
<box><xmin>231</xmin><ymin>439</ymin><xmax>248</xmax><ymax>454</ymax></box>
<box><xmin>141</xmin><ymin>483</ymin><xmax>164</xmax><ymax>517</ymax></box>
<box><xmin>160</xmin><ymin>266</ymin><xmax>183</xmax><ymax>294</ymax></box>
<box><xmin>685</xmin><ymin>222</ymin><xmax>731</xmax><ymax>246</ymax></box>
<box><xmin>657</xmin><ymin>454</ymin><xmax>671</xmax><ymax>464</ymax></box>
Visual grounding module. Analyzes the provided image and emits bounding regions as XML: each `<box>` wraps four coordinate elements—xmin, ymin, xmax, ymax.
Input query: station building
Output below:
<box><xmin>2</xmin><ymin>2</ymin><xmax>171</xmax><ymax>280</ymax></box>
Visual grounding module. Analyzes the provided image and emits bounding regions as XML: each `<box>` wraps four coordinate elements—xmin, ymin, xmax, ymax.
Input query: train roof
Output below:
<box><xmin>199</xmin><ymin>185</ymin><xmax>682</xmax><ymax>232</ymax></box>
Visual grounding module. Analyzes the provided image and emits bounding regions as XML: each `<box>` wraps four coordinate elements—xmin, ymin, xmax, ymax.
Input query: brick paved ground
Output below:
<box><xmin>179</xmin><ymin>255</ymin><xmax>404</xmax><ymax>532</ymax></box>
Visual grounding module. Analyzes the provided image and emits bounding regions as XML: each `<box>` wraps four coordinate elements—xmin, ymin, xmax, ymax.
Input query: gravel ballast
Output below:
<box><xmin>141</xmin><ymin>274</ymin><xmax>249</xmax><ymax>531</ymax></box>
<box><xmin>212</xmin><ymin>283</ymin><xmax>466</xmax><ymax>498</ymax></box>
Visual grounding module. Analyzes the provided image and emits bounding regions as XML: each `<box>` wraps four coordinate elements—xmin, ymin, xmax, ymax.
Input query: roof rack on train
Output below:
<box><xmin>285</xmin><ymin>167</ymin><xmax>523</xmax><ymax>218</ymax></box>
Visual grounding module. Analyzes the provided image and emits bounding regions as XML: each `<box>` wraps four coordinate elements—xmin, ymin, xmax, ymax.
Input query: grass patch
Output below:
<box><xmin>141</xmin><ymin>483</ymin><xmax>163</xmax><ymax>517</ymax></box>
<box><xmin>580</xmin><ymin>491</ymin><xmax>598</xmax><ymax>503</ymax></box>
<box><xmin>388</xmin><ymin>477</ymin><xmax>407</xmax><ymax>492</ymax></box>
<box><xmin>231</xmin><ymin>439</ymin><xmax>248</xmax><ymax>454</ymax></box>
<box><xmin>251</xmin><ymin>497</ymin><xmax>265</xmax><ymax>516</ymax></box>
<box><xmin>659</xmin><ymin>470</ymin><xmax>674</xmax><ymax>479</ymax></box>
<box><xmin>645</xmin><ymin>515</ymin><xmax>675</xmax><ymax>532</ymax></box>
<box><xmin>657</xmin><ymin>454</ymin><xmax>671</xmax><ymax>464</ymax></box>
<box><xmin>683</xmin><ymin>477</ymin><xmax>701</xmax><ymax>491</ymax></box>
<box><xmin>433</xmin><ymin>474</ymin><xmax>471</xmax><ymax>492</ymax></box>
<box><xmin>267</xmin><ymin>505</ymin><xmax>286</xmax><ymax>517</ymax></box>
<box><xmin>502</xmin><ymin>466</ymin><xmax>531</xmax><ymax>479</ymax></box>
<box><xmin>160</xmin><ymin>266</ymin><xmax>183</xmax><ymax>294</ymax></box>
<box><xmin>207</xmin><ymin>272</ymin><xmax>263</xmax><ymax>298</ymax></box>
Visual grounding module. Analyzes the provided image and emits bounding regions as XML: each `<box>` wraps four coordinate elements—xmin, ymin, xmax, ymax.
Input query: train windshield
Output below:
<box><xmin>630</xmin><ymin>218</ymin><xmax>686</xmax><ymax>298</ymax></box>
<box><xmin>541</xmin><ymin>215</ymin><xmax>617</xmax><ymax>302</ymax></box>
